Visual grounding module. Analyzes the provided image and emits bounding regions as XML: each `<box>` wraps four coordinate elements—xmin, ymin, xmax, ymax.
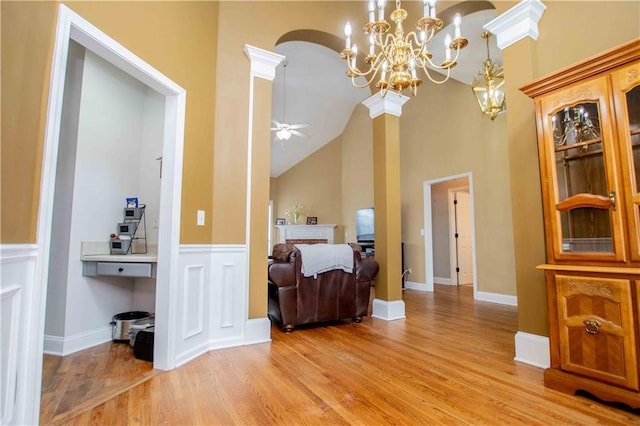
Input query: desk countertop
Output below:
<box><xmin>80</xmin><ymin>241</ymin><xmax>157</xmax><ymax>263</ymax></box>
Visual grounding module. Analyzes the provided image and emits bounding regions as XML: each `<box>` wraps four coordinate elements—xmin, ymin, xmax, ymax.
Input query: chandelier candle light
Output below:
<box><xmin>341</xmin><ymin>0</ymin><xmax>468</xmax><ymax>96</ymax></box>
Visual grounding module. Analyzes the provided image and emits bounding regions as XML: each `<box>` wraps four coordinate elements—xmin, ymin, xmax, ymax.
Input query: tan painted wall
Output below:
<box><xmin>341</xmin><ymin>105</ymin><xmax>375</xmax><ymax>243</ymax></box>
<box><xmin>211</xmin><ymin>1</ymin><xmax>365</xmax><ymax>244</ymax></box>
<box><xmin>1</xmin><ymin>0</ymin><xmax>219</xmax><ymax>244</ymax></box>
<box><xmin>400</xmin><ymin>78</ymin><xmax>514</xmax><ymax>294</ymax></box>
<box><xmin>273</xmin><ymin>136</ymin><xmax>344</xmax><ymax>241</ymax></box>
<box><xmin>1</xmin><ymin>1</ymin><xmax>59</xmax><ymax>242</ymax></box>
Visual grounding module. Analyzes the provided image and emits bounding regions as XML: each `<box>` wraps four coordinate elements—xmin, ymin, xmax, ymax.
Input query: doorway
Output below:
<box><xmin>422</xmin><ymin>173</ymin><xmax>478</xmax><ymax>294</ymax></box>
<box><xmin>18</xmin><ymin>5</ymin><xmax>187</xmax><ymax>424</ymax></box>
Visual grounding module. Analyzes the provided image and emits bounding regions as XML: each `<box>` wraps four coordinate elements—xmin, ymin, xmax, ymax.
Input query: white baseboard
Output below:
<box><xmin>175</xmin><ymin>341</ymin><xmax>210</xmax><ymax>368</ymax></box>
<box><xmin>244</xmin><ymin>317</ymin><xmax>271</xmax><ymax>345</ymax></box>
<box><xmin>434</xmin><ymin>276</ymin><xmax>452</xmax><ymax>285</ymax></box>
<box><xmin>474</xmin><ymin>290</ymin><xmax>518</xmax><ymax>307</ymax></box>
<box><xmin>372</xmin><ymin>298</ymin><xmax>406</xmax><ymax>321</ymax></box>
<box><xmin>209</xmin><ymin>336</ymin><xmax>245</xmax><ymax>350</ymax></box>
<box><xmin>404</xmin><ymin>281</ymin><xmax>429</xmax><ymax>291</ymax></box>
<box><xmin>514</xmin><ymin>331</ymin><xmax>549</xmax><ymax>368</ymax></box>
<box><xmin>43</xmin><ymin>326</ymin><xmax>112</xmax><ymax>356</ymax></box>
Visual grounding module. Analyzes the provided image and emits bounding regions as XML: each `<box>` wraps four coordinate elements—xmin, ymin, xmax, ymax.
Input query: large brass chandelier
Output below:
<box><xmin>341</xmin><ymin>0</ymin><xmax>468</xmax><ymax>96</ymax></box>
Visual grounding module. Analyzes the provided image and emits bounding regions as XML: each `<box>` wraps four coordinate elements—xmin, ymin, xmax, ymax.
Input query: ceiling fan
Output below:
<box><xmin>271</xmin><ymin>61</ymin><xmax>310</xmax><ymax>142</ymax></box>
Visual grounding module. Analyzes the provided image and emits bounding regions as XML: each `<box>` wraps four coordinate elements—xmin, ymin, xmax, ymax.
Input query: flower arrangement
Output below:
<box><xmin>285</xmin><ymin>204</ymin><xmax>305</xmax><ymax>225</ymax></box>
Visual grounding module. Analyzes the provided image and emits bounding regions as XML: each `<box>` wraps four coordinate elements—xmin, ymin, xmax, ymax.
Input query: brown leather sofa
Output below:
<box><xmin>268</xmin><ymin>243</ymin><xmax>379</xmax><ymax>332</ymax></box>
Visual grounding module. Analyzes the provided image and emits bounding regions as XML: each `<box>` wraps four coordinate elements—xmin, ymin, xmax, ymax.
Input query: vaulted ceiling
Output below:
<box><xmin>270</xmin><ymin>5</ymin><xmax>501</xmax><ymax>178</ymax></box>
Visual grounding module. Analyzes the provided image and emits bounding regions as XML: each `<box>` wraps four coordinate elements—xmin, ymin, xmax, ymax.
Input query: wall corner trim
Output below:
<box><xmin>484</xmin><ymin>0</ymin><xmax>547</xmax><ymax>50</ymax></box>
<box><xmin>362</xmin><ymin>91</ymin><xmax>410</xmax><ymax>118</ymax></box>
<box><xmin>514</xmin><ymin>331</ymin><xmax>550</xmax><ymax>368</ymax></box>
<box><xmin>372</xmin><ymin>298</ymin><xmax>406</xmax><ymax>321</ymax></box>
<box><xmin>244</xmin><ymin>45</ymin><xmax>285</xmax><ymax>81</ymax></box>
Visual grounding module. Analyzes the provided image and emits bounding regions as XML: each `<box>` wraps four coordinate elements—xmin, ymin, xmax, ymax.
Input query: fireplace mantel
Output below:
<box><xmin>276</xmin><ymin>224</ymin><xmax>337</xmax><ymax>244</ymax></box>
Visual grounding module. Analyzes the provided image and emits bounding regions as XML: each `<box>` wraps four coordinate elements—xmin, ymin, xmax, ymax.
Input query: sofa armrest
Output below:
<box><xmin>356</xmin><ymin>258</ymin><xmax>379</xmax><ymax>282</ymax></box>
<box><xmin>268</xmin><ymin>262</ymin><xmax>296</xmax><ymax>288</ymax></box>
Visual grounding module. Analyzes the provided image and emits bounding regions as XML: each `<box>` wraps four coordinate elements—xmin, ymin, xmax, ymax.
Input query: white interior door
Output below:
<box><xmin>455</xmin><ymin>192</ymin><xmax>474</xmax><ymax>285</ymax></box>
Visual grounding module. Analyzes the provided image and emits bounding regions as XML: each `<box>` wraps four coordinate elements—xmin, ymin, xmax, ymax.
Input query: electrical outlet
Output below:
<box><xmin>408</xmin><ymin>268</ymin><xmax>412</xmax><ymax>274</ymax></box>
<box><xmin>197</xmin><ymin>210</ymin><xmax>205</xmax><ymax>226</ymax></box>
<box><xmin>152</xmin><ymin>217</ymin><xmax>159</xmax><ymax>229</ymax></box>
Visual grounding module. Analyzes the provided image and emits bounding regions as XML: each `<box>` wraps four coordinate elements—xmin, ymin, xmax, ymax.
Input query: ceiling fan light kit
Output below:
<box><xmin>271</xmin><ymin>61</ymin><xmax>310</xmax><ymax>142</ymax></box>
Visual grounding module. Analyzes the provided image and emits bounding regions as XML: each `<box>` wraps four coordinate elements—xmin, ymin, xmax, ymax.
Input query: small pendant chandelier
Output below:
<box><xmin>470</xmin><ymin>31</ymin><xmax>506</xmax><ymax>120</ymax></box>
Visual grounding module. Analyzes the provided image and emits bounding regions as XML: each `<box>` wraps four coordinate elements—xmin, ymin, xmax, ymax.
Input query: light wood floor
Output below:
<box><xmin>41</xmin><ymin>335</ymin><xmax>159</xmax><ymax>425</ymax></box>
<box><xmin>43</xmin><ymin>285</ymin><xmax>640</xmax><ymax>425</ymax></box>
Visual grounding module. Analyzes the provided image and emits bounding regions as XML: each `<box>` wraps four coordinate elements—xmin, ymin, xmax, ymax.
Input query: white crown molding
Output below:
<box><xmin>362</xmin><ymin>91</ymin><xmax>410</xmax><ymax>118</ymax></box>
<box><xmin>243</xmin><ymin>45</ymin><xmax>285</xmax><ymax>81</ymax></box>
<box><xmin>484</xmin><ymin>0</ymin><xmax>547</xmax><ymax>50</ymax></box>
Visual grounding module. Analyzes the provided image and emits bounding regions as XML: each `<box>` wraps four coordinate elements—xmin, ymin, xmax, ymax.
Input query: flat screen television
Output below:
<box><xmin>355</xmin><ymin>208</ymin><xmax>374</xmax><ymax>243</ymax></box>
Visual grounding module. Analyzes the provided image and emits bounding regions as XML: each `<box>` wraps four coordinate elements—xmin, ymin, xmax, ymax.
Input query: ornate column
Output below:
<box><xmin>362</xmin><ymin>92</ymin><xmax>409</xmax><ymax>321</ymax></box>
<box><xmin>243</xmin><ymin>45</ymin><xmax>284</xmax><ymax>340</ymax></box>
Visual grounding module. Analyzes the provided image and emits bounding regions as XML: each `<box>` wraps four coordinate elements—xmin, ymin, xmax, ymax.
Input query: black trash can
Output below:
<box><xmin>133</xmin><ymin>327</ymin><xmax>154</xmax><ymax>362</ymax></box>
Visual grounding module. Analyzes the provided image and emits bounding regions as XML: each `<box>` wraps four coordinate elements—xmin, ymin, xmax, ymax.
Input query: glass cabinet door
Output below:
<box><xmin>611</xmin><ymin>61</ymin><xmax>640</xmax><ymax>261</ymax></box>
<box><xmin>539</xmin><ymin>76</ymin><xmax>626</xmax><ymax>261</ymax></box>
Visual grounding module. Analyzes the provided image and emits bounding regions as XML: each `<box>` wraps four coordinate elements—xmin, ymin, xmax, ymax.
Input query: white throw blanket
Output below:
<box><xmin>296</xmin><ymin>244</ymin><xmax>354</xmax><ymax>278</ymax></box>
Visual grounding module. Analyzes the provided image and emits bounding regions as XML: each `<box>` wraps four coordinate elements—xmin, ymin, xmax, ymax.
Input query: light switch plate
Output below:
<box><xmin>197</xmin><ymin>210</ymin><xmax>205</xmax><ymax>226</ymax></box>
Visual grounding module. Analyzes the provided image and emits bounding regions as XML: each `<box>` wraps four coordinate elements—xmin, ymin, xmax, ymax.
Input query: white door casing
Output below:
<box><xmin>423</xmin><ymin>172</ymin><xmax>478</xmax><ymax>294</ymax></box>
<box><xmin>6</xmin><ymin>5</ymin><xmax>186</xmax><ymax>424</ymax></box>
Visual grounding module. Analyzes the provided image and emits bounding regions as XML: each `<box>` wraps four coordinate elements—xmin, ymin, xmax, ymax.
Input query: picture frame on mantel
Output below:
<box><xmin>275</xmin><ymin>218</ymin><xmax>286</xmax><ymax>225</ymax></box>
<box><xmin>307</xmin><ymin>217</ymin><xmax>318</xmax><ymax>225</ymax></box>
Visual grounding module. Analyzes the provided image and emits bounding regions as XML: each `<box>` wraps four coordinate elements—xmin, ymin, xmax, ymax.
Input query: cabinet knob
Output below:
<box><xmin>118</xmin><ymin>267</ymin><xmax>124</xmax><ymax>272</ymax></box>
<box><xmin>583</xmin><ymin>318</ymin><xmax>601</xmax><ymax>335</ymax></box>
<box><xmin>609</xmin><ymin>191</ymin><xmax>616</xmax><ymax>211</ymax></box>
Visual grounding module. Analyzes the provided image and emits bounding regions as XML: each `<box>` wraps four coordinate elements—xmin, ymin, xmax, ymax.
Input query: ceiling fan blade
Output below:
<box><xmin>291</xmin><ymin>130</ymin><xmax>309</xmax><ymax>138</ymax></box>
<box><xmin>288</xmin><ymin>123</ymin><xmax>310</xmax><ymax>129</ymax></box>
<box><xmin>272</xmin><ymin>120</ymin><xmax>283</xmax><ymax>127</ymax></box>
<box><xmin>270</xmin><ymin>127</ymin><xmax>279</xmax><ymax>131</ymax></box>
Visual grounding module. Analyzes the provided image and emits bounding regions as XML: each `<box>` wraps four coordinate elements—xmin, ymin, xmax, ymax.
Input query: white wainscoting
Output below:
<box><xmin>0</xmin><ymin>244</ymin><xmax>38</xmax><ymax>426</ymax></box>
<box><xmin>175</xmin><ymin>245</ymin><xmax>214</xmax><ymax>367</ymax></box>
<box><xmin>175</xmin><ymin>244</ymin><xmax>253</xmax><ymax>367</ymax></box>
<box><xmin>209</xmin><ymin>245</ymin><xmax>250</xmax><ymax>350</ymax></box>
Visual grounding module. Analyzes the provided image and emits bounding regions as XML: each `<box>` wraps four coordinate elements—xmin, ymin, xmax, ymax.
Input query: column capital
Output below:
<box><xmin>362</xmin><ymin>92</ymin><xmax>410</xmax><ymax>119</ymax></box>
<box><xmin>243</xmin><ymin>45</ymin><xmax>285</xmax><ymax>81</ymax></box>
<box><xmin>484</xmin><ymin>0</ymin><xmax>546</xmax><ymax>50</ymax></box>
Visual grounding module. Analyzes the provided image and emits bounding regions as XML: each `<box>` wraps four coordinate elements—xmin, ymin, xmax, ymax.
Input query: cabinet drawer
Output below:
<box><xmin>96</xmin><ymin>262</ymin><xmax>152</xmax><ymax>277</ymax></box>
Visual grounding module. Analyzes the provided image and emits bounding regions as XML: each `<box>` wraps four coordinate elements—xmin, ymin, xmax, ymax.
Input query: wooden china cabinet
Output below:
<box><xmin>521</xmin><ymin>38</ymin><xmax>640</xmax><ymax>408</ymax></box>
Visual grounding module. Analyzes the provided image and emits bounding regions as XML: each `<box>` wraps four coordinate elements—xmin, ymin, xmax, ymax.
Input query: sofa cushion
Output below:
<box><xmin>271</xmin><ymin>243</ymin><xmax>296</xmax><ymax>262</ymax></box>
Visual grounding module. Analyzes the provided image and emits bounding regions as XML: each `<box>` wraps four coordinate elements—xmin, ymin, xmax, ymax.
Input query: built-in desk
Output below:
<box><xmin>81</xmin><ymin>242</ymin><xmax>157</xmax><ymax>278</ymax></box>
